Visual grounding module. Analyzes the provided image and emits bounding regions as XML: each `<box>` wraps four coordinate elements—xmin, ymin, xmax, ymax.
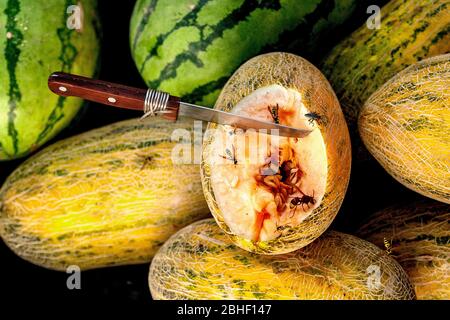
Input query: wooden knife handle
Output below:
<box><xmin>48</xmin><ymin>72</ymin><xmax>180</xmax><ymax>121</ymax></box>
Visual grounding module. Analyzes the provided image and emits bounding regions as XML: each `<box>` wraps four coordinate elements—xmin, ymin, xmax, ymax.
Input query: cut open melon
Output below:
<box><xmin>209</xmin><ymin>85</ymin><xmax>327</xmax><ymax>242</ymax></box>
<box><xmin>201</xmin><ymin>53</ymin><xmax>351</xmax><ymax>254</ymax></box>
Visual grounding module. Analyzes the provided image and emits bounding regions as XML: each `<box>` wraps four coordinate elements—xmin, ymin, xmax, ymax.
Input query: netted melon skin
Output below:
<box><xmin>358</xmin><ymin>200</ymin><xmax>450</xmax><ymax>300</ymax></box>
<box><xmin>149</xmin><ymin>219</ymin><xmax>415</xmax><ymax>300</ymax></box>
<box><xmin>0</xmin><ymin>118</ymin><xmax>210</xmax><ymax>271</ymax></box>
<box><xmin>321</xmin><ymin>0</ymin><xmax>450</xmax><ymax>129</ymax></box>
<box><xmin>358</xmin><ymin>54</ymin><xmax>450</xmax><ymax>204</ymax></box>
<box><xmin>201</xmin><ymin>52</ymin><xmax>351</xmax><ymax>254</ymax></box>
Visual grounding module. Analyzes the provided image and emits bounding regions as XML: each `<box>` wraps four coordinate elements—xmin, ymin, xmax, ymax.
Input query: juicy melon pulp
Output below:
<box><xmin>201</xmin><ymin>52</ymin><xmax>351</xmax><ymax>255</ymax></box>
<box><xmin>207</xmin><ymin>85</ymin><xmax>327</xmax><ymax>242</ymax></box>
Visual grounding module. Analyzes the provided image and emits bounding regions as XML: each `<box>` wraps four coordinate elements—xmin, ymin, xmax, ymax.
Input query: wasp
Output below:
<box><xmin>289</xmin><ymin>190</ymin><xmax>316</xmax><ymax>216</ymax></box>
<box><xmin>276</xmin><ymin>224</ymin><xmax>291</xmax><ymax>233</ymax></box>
<box><xmin>268</xmin><ymin>104</ymin><xmax>280</xmax><ymax>124</ymax></box>
<box><xmin>136</xmin><ymin>153</ymin><xmax>154</xmax><ymax>170</ymax></box>
<box><xmin>383</xmin><ymin>237</ymin><xmax>392</xmax><ymax>255</ymax></box>
<box><xmin>305</xmin><ymin>112</ymin><xmax>322</xmax><ymax>126</ymax></box>
<box><xmin>220</xmin><ymin>144</ymin><xmax>238</xmax><ymax>165</ymax></box>
<box><xmin>228</xmin><ymin>125</ymin><xmax>241</xmax><ymax>136</ymax></box>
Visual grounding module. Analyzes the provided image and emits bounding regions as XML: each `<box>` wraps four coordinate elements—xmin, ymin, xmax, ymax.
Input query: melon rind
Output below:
<box><xmin>357</xmin><ymin>200</ymin><xmax>449</xmax><ymax>300</ymax></box>
<box><xmin>201</xmin><ymin>52</ymin><xmax>351</xmax><ymax>254</ymax></box>
<box><xmin>149</xmin><ymin>219</ymin><xmax>415</xmax><ymax>300</ymax></box>
<box><xmin>0</xmin><ymin>118</ymin><xmax>210</xmax><ymax>271</ymax></box>
<box><xmin>358</xmin><ymin>54</ymin><xmax>450</xmax><ymax>204</ymax></box>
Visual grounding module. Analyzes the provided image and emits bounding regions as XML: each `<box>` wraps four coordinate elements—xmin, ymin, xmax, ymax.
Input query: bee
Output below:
<box><xmin>383</xmin><ymin>237</ymin><xmax>392</xmax><ymax>255</ymax></box>
<box><xmin>268</xmin><ymin>104</ymin><xmax>280</xmax><ymax>124</ymax></box>
<box><xmin>305</xmin><ymin>112</ymin><xmax>322</xmax><ymax>126</ymax></box>
<box><xmin>289</xmin><ymin>190</ymin><xmax>316</xmax><ymax>216</ymax></box>
<box><xmin>220</xmin><ymin>144</ymin><xmax>238</xmax><ymax>165</ymax></box>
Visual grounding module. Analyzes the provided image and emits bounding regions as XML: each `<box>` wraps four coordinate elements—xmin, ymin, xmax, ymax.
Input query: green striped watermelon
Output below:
<box><xmin>130</xmin><ymin>0</ymin><xmax>360</xmax><ymax>107</ymax></box>
<box><xmin>0</xmin><ymin>0</ymin><xmax>100</xmax><ymax>160</ymax></box>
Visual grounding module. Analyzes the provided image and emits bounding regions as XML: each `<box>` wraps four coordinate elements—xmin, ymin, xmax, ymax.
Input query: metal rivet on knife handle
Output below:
<box><xmin>47</xmin><ymin>72</ymin><xmax>181</xmax><ymax>122</ymax></box>
<box><xmin>47</xmin><ymin>72</ymin><xmax>310</xmax><ymax>137</ymax></box>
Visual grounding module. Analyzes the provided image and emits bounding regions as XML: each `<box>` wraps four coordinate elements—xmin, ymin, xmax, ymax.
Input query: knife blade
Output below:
<box><xmin>48</xmin><ymin>72</ymin><xmax>312</xmax><ymax>138</ymax></box>
<box><xmin>178</xmin><ymin>102</ymin><xmax>311</xmax><ymax>138</ymax></box>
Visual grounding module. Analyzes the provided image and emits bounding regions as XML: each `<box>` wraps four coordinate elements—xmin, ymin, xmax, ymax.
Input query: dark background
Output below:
<box><xmin>1</xmin><ymin>0</ymin><xmax>421</xmax><ymax>305</ymax></box>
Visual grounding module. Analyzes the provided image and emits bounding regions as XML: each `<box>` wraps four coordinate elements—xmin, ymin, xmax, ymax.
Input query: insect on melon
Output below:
<box><xmin>149</xmin><ymin>219</ymin><xmax>415</xmax><ymax>300</ymax></box>
<box><xmin>201</xmin><ymin>52</ymin><xmax>351</xmax><ymax>254</ymax></box>
<box><xmin>0</xmin><ymin>118</ymin><xmax>210</xmax><ymax>271</ymax></box>
<box><xmin>357</xmin><ymin>200</ymin><xmax>449</xmax><ymax>300</ymax></box>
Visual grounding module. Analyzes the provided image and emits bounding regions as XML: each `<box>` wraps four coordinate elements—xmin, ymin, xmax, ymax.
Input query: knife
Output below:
<box><xmin>48</xmin><ymin>72</ymin><xmax>312</xmax><ymax>138</ymax></box>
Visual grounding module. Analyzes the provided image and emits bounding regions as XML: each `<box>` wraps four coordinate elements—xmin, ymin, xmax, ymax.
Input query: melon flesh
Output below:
<box><xmin>208</xmin><ymin>85</ymin><xmax>327</xmax><ymax>242</ymax></box>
